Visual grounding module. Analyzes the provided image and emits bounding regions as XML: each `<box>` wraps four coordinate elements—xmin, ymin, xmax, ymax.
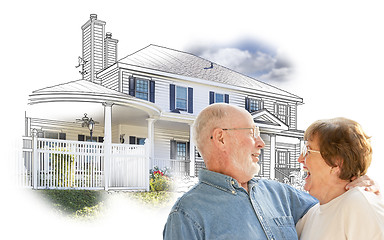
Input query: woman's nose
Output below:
<box><xmin>298</xmin><ymin>153</ymin><xmax>305</xmax><ymax>164</ymax></box>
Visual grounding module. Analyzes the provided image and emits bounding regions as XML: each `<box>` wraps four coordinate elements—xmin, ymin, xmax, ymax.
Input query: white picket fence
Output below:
<box><xmin>18</xmin><ymin>137</ymin><xmax>149</xmax><ymax>190</ymax></box>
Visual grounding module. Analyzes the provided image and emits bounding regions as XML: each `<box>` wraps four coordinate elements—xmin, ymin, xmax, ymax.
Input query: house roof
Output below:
<box><xmin>31</xmin><ymin>79</ymin><xmax>127</xmax><ymax>96</ymax></box>
<box><xmin>29</xmin><ymin>79</ymin><xmax>162</xmax><ymax>117</ymax></box>
<box><xmin>118</xmin><ymin>44</ymin><xmax>302</xmax><ymax>102</ymax></box>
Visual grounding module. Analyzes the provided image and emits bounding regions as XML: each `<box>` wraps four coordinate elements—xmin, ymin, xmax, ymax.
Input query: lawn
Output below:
<box><xmin>36</xmin><ymin>189</ymin><xmax>174</xmax><ymax>220</ymax></box>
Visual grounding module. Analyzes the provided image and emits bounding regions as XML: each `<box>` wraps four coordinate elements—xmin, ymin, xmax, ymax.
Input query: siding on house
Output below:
<box><xmin>100</xmin><ymin>67</ymin><xmax>119</xmax><ymax>91</ymax></box>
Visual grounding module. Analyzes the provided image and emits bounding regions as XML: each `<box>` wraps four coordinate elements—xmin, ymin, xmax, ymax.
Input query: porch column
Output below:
<box><xmin>147</xmin><ymin>118</ymin><xmax>156</xmax><ymax>168</ymax></box>
<box><xmin>270</xmin><ymin>134</ymin><xmax>276</xmax><ymax>180</ymax></box>
<box><xmin>103</xmin><ymin>102</ymin><xmax>114</xmax><ymax>191</ymax></box>
<box><xmin>189</xmin><ymin>123</ymin><xmax>196</xmax><ymax>177</ymax></box>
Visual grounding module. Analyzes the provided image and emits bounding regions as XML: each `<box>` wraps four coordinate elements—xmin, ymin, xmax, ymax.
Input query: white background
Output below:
<box><xmin>1</xmin><ymin>1</ymin><xmax>383</xmax><ymax>239</ymax></box>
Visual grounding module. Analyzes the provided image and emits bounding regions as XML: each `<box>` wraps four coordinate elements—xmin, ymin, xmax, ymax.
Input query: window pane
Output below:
<box><xmin>215</xmin><ymin>93</ymin><xmax>224</xmax><ymax>103</ymax></box>
<box><xmin>137</xmin><ymin>138</ymin><xmax>146</xmax><ymax>145</ymax></box>
<box><xmin>45</xmin><ymin>132</ymin><xmax>58</xmax><ymax>139</ymax></box>
<box><xmin>176</xmin><ymin>86</ymin><xmax>187</xmax><ymax>111</ymax></box>
<box><xmin>177</xmin><ymin>142</ymin><xmax>186</xmax><ymax>160</ymax></box>
<box><xmin>249</xmin><ymin>99</ymin><xmax>259</xmax><ymax>112</ymax></box>
<box><xmin>278</xmin><ymin>104</ymin><xmax>287</xmax><ymax>115</ymax></box>
<box><xmin>136</xmin><ymin>79</ymin><xmax>149</xmax><ymax>100</ymax></box>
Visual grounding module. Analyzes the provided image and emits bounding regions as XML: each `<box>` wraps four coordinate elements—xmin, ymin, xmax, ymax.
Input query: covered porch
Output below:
<box><xmin>20</xmin><ymin>80</ymin><xmax>195</xmax><ymax>190</ymax></box>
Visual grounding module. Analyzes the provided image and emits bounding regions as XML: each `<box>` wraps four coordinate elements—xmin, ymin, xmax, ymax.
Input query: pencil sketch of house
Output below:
<box><xmin>20</xmin><ymin>14</ymin><xmax>304</xmax><ymax>191</ymax></box>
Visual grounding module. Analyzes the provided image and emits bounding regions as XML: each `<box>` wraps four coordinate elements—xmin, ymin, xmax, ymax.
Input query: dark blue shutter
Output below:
<box><xmin>170</xmin><ymin>140</ymin><xmax>177</xmax><ymax>159</ymax></box>
<box><xmin>129</xmin><ymin>77</ymin><xmax>135</xmax><ymax>96</ymax></box>
<box><xmin>188</xmin><ymin>87</ymin><xmax>193</xmax><ymax>113</ymax></box>
<box><xmin>129</xmin><ymin>136</ymin><xmax>136</xmax><ymax>144</ymax></box>
<box><xmin>245</xmin><ymin>97</ymin><xmax>249</xmax><ymax>112</ymax></box>
<box><xmin>186</xmin><ymin>142</ymin><xmax>190</xmax><ymax>161</ymax></box>
<box><xmin>209</xmin><ymin>91</ymin><xmax>214</xmax><ymax>104</ymax></box>
<box><xmin>224</xmin><ymin>94</ymin><xmax>229</xmax><ymax>104</ymax></box>
<box><xmin>149</xmin><ymin>80</ymin><xmax>155</xmax><ymax>103</ymax></box>
<box><xmin>170</xmin><ymin>84</ymin><xmax>175</xmax><ymax>111</ymax></box>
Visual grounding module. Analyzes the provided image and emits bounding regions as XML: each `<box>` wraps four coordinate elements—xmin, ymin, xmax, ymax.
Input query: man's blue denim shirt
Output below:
<box><xmin>163</xmin><ymin>169</ymin><xmax>317</xmax><ymax>240</ymax></box>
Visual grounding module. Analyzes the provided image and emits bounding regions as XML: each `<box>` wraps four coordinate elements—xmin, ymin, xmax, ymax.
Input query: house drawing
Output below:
<box><xmin>21</xmin><ymin>14</ymin><xmax>304</xmax><ymax>191</ymax></box>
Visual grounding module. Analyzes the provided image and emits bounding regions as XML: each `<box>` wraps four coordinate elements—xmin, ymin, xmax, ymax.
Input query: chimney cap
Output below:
<box><xmin>90</xmin><ymin>14</ymin><xmax>97</xmax><ymax>19</ymax></box>
<box><xmin>106</xmin><ymin>32</ymin><xmax>112</xmax><ymax>38</ymax></box>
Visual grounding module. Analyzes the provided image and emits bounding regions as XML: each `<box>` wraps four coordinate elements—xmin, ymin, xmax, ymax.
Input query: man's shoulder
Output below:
<box><xmin>170</xmin><ymin>182</ymin><xmax>211</xmax><ymax>212</ymax></box>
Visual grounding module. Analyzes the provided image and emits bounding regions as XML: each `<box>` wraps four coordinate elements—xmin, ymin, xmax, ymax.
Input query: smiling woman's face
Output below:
<box><xmin>299</xmin><ymin>136</ymin><xmax>334</xmax><ymax>199</ymax></box>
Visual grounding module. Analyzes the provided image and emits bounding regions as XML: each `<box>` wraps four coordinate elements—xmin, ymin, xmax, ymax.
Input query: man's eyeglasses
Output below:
<box><xmin>210</xmin><ymin>126</ymin><xmax>260</xmax><ymax>139</ymax></box>
<box><xmin>301</xmin><ymin>143</ymin><xmax>321</xmax><ymax>158</ymax></box>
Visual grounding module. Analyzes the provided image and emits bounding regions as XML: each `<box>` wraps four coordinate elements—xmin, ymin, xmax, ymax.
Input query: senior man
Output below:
<box><xmin>163</xmin><ymin>103</ymin><xmax>376</xmax><ymax>240</ymax></box>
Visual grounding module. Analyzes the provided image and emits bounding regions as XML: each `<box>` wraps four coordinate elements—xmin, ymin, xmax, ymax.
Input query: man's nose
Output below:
<box><xmin>256</xmin><ymin>136</ymin><xmax>265</xmax><ymax>148</ymax></box>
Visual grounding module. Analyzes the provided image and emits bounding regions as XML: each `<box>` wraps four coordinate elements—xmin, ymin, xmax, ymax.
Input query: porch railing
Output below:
<box><xmin>152</xmin><ymin>158</ymin><xmax>190</xmax><ymax>177</ymax></box>
<box><xmin>18</xmin><ymin>137</ymin><xmax>149</xmax><ymax>190</ymax></box>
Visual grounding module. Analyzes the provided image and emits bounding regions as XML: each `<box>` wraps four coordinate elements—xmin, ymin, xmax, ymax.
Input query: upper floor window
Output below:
<box><xmin>170</xmin><ymin>84</ymin><xmax>193</xmax><ymax>113</ymax></box>
<box><xmin>136</xmin><ymin>79</ymin><xmax>149</xmax><ymax>100</ymax></box>
<box><xmin>129</xmin><ymin>76</ymin><xmax>155</xmax><ymax>103</ymax></box>
<box><xmin>176</xmin><ymin>86</ymin><xmax>188</xmax><ymax>111</ymax></box>
<box><xmin>245</xmin><ymin>97</ymin><xmax>263</xmax><ymax>113</ymax></box>
<box><xmin>275</xmin><ymin>103</ymin><xmax>290</xmax><ymax>124</ymax></box>
<box><xmin>209</xmin><ymin>91</ymin><xmax>229</xmax><ymax>104</ymax></box>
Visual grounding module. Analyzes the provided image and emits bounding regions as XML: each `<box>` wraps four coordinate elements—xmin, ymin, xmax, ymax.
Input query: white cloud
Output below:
<box><xmin>197</xmin><ymin>45</ymin><xmax>291</xmax><ymax>83</ymax></box>
<box><xmin>259</xmin><ymin>67</ymin><xmax>292</xmax><ymax>83</ymax></box>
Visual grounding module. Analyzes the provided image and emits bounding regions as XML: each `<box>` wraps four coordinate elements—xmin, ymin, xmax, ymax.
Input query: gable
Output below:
<box><xmin>251</xmin><ymin>109</ymin><xmax>288</xmax><ymax>133</ymax></box>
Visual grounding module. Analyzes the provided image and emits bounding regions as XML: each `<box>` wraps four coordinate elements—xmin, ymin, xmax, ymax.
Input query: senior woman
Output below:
<box><xmin>296</xmin><ymin>117</ymin><xmax>384</xmax><ymax>239</ymax></box>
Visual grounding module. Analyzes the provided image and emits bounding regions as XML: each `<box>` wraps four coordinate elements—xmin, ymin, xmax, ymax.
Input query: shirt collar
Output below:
<box><xmin>198</xmin><ymin>169</ymin><xmax>256</xmax><ymax>194</ymax></box>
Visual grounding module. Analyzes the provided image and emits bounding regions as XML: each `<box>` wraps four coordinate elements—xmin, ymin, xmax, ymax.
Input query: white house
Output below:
<box><xmin>22</xmin><ymin>14</ymin><xmax>304</xmax><ymax>190</ymax></box>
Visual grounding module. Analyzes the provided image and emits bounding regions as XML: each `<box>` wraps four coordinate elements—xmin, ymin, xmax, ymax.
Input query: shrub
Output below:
<box><xmin>149</xmin><ymin>166</ymin><xmax>172</xmax><ymax>192</ymax></box>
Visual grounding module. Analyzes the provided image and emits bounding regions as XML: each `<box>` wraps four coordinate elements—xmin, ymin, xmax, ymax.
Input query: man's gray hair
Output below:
<box><xmin>192</xmin><ymin>103</ymin><xmax>231</xmax><ymax>155</ymax></box>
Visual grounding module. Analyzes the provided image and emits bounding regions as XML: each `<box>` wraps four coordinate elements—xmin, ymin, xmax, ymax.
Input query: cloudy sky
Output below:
<box><xmin>188</xmin><ymin>39</ymin><xmax>293</xmax><ymax>84</ymax></box>
<box><xmin>1</xmin><ymin>1</ymin><xmax>384</xmax><ymax>239</ymax></box>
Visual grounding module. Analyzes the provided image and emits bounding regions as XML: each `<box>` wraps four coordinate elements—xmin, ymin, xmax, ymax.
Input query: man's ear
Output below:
<box><xmin>211</xmin><ymin>128</ymin><xmax>225</xmax><ymax>149</ymax></box>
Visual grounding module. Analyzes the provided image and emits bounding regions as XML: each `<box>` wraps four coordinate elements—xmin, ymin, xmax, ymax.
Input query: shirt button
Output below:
<box><xmin>231</xmin><ymin>180</ymin><xmax>235</xmax><ymax>185</ymax></box>
<box><xmin>232</xmin><ymin>190</ymin><xmax>236</xmax><ymax>194</ymax></box>
<box><xmin>259</xmin><ymin>216</ymin><xmax>263</xmax><ymax>220</ymax></box>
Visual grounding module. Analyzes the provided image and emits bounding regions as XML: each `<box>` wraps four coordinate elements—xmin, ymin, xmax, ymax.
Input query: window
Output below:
<box><xmin>170</xmin><ymin>84</ymin><xmax>193</xmax><ymax>113</ymax></box>
<box><xmin>209</xmin><ymin>91</ymin><xmax>229</xmax><ymax>104</ymax></box>
<box><xmin>247</xmin><ymin>98</ymin><xmax>263</xmax><ymax>112</ymax></box>
<box><xmin>135</xmin><ymin>79</ymin><xmax>149</xmax><ymax>100</ymax></box>
<box><xmin>170</xmin><ymin>140</ymin><xmax>190</xmax><ymax>160</ymax></box>
<box><xmin>275</xmin><ymin>103</ymin><xmax>290</xmax><ymax>124</ymax></box>
<box><xmin>256</xmin><ymin>149</ymin><xmax>265</xmax><ymax>177</ymax></box>
<box><xmin>177</xmin><ymin>142</ymin><xmax>187</xmax><ymax>161</ymax></box>
<box><xmin>78</xmin><ymin>135</ymin><xmax>103</xmax><ymax>143</ymax></box>
<box><xmin>86</xmin><ymin>136</ymin><xmax>98</xmax><ymax>142</ymax></box>
<box><xmin>42</xmin><ymin>131</ymin><xmax>66</xmax><ymax>140</ymax></box>
<box><xmin>129</xmin><ymin>76</ymin><xmax>155</xmax><ymax>103</ymax></box>
<box><xmin>215</xmin><ymin>93</ymin><xmax>224</xmax><ymax>103</ymax></box>
<box><xmin>129</xmin><ymin>136</ymin><xmax>146</xmax><ymax>145</ymax></box>
<box><xmin>176</xmin><ymin>86</ymin><xmax>188</xmax><ymax>111</ymax></box>
<box><xmin>277</xmin><ymin>151</ymin><xmax>289</xmax><ymax>168</ymax></box>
